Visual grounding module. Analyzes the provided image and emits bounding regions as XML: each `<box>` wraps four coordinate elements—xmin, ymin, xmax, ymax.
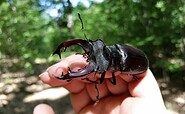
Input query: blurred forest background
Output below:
<box><xmin>0</xmin><ymin>0</ymin><xmax>185</xmax><ymax>114</ymax></box>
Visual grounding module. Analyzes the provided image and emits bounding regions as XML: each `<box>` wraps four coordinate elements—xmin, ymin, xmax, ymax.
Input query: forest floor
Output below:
<box><xmin>0</xmin><ymin>57</ymin><xmax>184</xmax><ymax>114</ymax></box>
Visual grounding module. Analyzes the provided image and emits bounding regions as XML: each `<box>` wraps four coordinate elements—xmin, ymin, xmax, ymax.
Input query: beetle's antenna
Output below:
<box><xmin>78</xmin><ymin>13</ymin><xmax>88</xmax><ymax>40</ymax></box>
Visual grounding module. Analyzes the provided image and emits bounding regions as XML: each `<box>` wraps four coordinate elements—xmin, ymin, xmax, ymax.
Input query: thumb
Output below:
<box><xmin>128</xmin><ymin>69</ymin><xmax>163</xmax><ymax>99</ymax></box>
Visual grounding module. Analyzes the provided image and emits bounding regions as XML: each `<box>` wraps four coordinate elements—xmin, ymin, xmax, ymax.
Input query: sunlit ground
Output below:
<box><xmin>0</xmin><ymin>57</ymin><xmax>74</xmax><ymax>114</ymax></box>
<box><xmin>0</xmin><ymin>57</ymin><xmax>184</xmax><ymax>114</ymax></box>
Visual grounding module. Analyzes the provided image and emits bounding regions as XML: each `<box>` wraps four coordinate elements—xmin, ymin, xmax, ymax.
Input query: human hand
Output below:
<box><xmin>34</xmin><ymin>54</ymin><xmax>168</xmax><ymax>114</ymax></box>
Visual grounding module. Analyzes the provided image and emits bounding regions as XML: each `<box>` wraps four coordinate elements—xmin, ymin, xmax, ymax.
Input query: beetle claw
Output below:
<box><xmin>64</xmin><ymin>47</ymin><xmax>67</xmax><ymax>52</ymax></box>
<box><xmin>52</xmin><ymin>72</ymin><xmax>65</xmax><ymax>80</ymax></box>
<box><xmin>52</xmin><ymin>72</ymin><xmax>73</xmax><ymax>81</ymax></box>
<box><xmin>67</xmin><ymin>79</ymin><xmax>72</xmax><ymax>82</ymax></box>
<box><xmin>133</xmin><ymin>75</ymin><xmax>138</xmax><ymax>80</ymax></box>
<box><xmin>68</xmin><ymin>67</ymin><xmax>71</xmax><ymax>73</ymax></box>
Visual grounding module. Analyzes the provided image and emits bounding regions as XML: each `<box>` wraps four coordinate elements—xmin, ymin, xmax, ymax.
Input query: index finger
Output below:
<box><xmin>39</xmin><ymin>54</ymin><xmax>88</xmax><ymax>86</ymax></box>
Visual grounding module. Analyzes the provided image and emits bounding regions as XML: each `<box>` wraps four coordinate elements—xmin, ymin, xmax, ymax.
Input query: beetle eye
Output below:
<box><xmin>103</xmin><ymin>46</ymin><xmax>111</xmax><ymax>60</ymax></box>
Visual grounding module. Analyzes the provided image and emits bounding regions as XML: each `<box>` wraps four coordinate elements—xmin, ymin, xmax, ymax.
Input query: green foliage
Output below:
<box><xmin>0</xmin><ymin>0</ymin><xmax>60</xmax><ymax>73</ymax></box>
<box><xmin>0</xmin><ymin>0</ymin><xmax>51</xmax><ymax>58</ymax></box>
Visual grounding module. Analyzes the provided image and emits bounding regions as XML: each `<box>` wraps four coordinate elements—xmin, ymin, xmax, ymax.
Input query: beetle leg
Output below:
<box><xmin>87</xmin><ymin>72</ymin><xmax>116</xmax><ymax>85</ymax></box>
<box><xmin>82</xmin><ymin>71</ymin><xmax>106</xmax><ymax>84</ymax></box>
<box><xmin>86</xmin><ymin>71</ymin><xmax>106</xmax><ymax>84</ymax></box>
<box><xmin>99</xmin><ymin>71</ymin><xmax>106</xmax><ymax>84</ymax></box>
<box><xmin>83</xmin><ymin>72</ymin><xmax>98</xmax><ymax>83</ymax></box>
<box><xmin>108</xmin><ymin>72</ymin><xmax>116</xmax><ymax>85</ymax></box>
<box><xmin>127</xmin><ymin>73</ymin><xmax>138</xmax><ymax>81</ymax></box>
<box><xmin>132</xmin><ymin>75</ymin><xmax>138</xmax><ymax>80</ymax></box>
<box><xmin>52</xmin><ymin>72</ymin><xmax>64</xmax><ymax>79</ymax></box>
<box><xmin>83</xmin><ymin>78</ymin><xmax>100</xmax><ymax>84</ymax></box>
<box><xmin>94</xmin><ymin>84</ymin><xmax>100</xmax><ymax>101</ymax></box>
<box><xmin>52</xmin><ymin>73</ymin><xmax>72</xmax><ymax>82</ymax></box>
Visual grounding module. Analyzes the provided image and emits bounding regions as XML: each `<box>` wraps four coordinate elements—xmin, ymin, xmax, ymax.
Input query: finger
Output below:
<box><xmin>39</xmin><ymin>68</ymin><xmax>69</xmax><ymax>86</ymax></box>
<box><xmin>119</xmin><ymin>73</ymin><xmax>135</xmax><ymax>82</ymax></box>
<box><xmin>39</xmin><ymin>54</ymin><xmax>88</xmax><ymax>86</ymax></box>
<box><xmin>39</xmin><ymin>58</ymin><xmax>70</xmax><ymax>86</ymax></box>
<box><xmin>79</xmin><ymin>94</ymin><xmax>129</xmax><ymax>114</ymax></box>
<box><xmin>128</xmin><ymin>69</ymin><xmax>163</xmax><ymax>99</ymax></box>
<box><xmin>33</xmin><ymin>104</ymin><xmax>55</xmax><ymax>114</ymax></box>
<box><xmin>106</xmin><ymin>76</ymin><xmax>128</xmax><ymax>95</ymax></box>
<box><xmin>86</xmin><ymin>82</ymin><xmax>110</xmax><ymax>101</ymax></box>
<box><xmin>64</xmin><ymin>79</ymin><xmax>86</xmax><ymax>93</ymax></box>
<box><xmin>65</xmin><ymin>54</ymin><xmax>87</xmax><ymax>68</ymax></box>
<box><xmin>70</xmin><ymin>88</ymin><xmax>92</xmax><ymax>113</ymax></box>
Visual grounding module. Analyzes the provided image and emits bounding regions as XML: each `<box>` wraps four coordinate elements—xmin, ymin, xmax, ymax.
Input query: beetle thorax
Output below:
<box><xmin>89</xmin><ymin>40</ymin><xmax>110</xmax><ymax>72</ymax></box>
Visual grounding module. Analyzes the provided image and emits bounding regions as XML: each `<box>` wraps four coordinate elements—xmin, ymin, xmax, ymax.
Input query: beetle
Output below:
<box><xmin>52</xmin><ymin>13</ymin><xmax>149</xmax><ymax>85</ymax></box>
<box><xmin>52</xmin><ymin>38</ymin><xmax>149</xmax><ymax>85</ymax></box>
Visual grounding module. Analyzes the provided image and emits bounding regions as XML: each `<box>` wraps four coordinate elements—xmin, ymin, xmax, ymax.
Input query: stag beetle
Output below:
<box><xmin>53</xmin><ymin>39</ymin><xmax>149</xmax><ymax>84</ymax></box>
<box><xmin>52</xmin><ymin>14</ymin><xmax>149</xmax><ymax>85</ymax></box>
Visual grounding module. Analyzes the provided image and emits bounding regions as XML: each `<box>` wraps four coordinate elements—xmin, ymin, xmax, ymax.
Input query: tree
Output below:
<box><xmin>0</xmin><ymin>0</ymin><xmax>57</xmax><ymax>58</ymax></box>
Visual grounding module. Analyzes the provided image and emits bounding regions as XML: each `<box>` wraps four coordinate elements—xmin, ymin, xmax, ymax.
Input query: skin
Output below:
<box><xmin>33</xmin><ymin>54</ymin><xmax>168</xmax><ymax>114</ymax></box>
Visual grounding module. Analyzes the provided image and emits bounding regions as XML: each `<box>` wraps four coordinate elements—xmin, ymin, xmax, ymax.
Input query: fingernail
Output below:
<box><xmin>39</xmin><ymin>72</ymin><xmax>52</xmax><ymax>84</ymax></box>
<box><xmin>39</xmin><ymin>72</ymin><xmax>48</xmax><ymax>77</ymax></box>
